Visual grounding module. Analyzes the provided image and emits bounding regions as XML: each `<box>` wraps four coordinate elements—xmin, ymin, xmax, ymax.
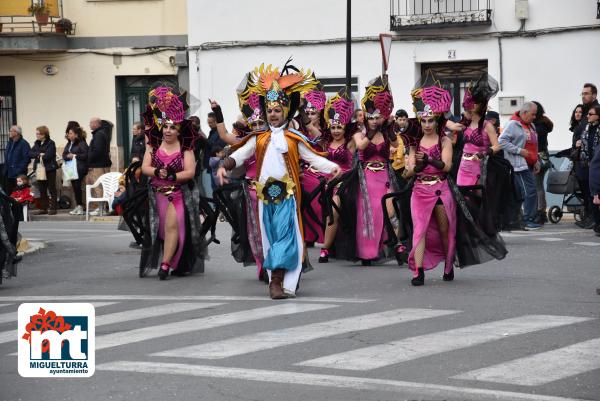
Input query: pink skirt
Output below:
<box><xmin>302</xmin><ymin>169</ymin><xmax>325</xmax><ymax>244</ymax></box>
<box><xmin>457</xmin><ymin>158</ymin><xmax>482</xmax><ymax>186</ymax></box>
<box><xmin>156</xmin><ymin>190</ymin><xmax>186</xmax><ymax>270</ymax></box>
<box><xmin>245</xmin><ymin>185</ymin><xmax>264</xmax><ymax>277</ymax></box>
<box><xmin>408</xmin><ymin>179</ymin><xmax>457</xmax><ymax>275</ymax></box>
<box><xmin>356</xmin><ymin>169</ymin><xmax>388</xmax><ymax>260</ymax></box>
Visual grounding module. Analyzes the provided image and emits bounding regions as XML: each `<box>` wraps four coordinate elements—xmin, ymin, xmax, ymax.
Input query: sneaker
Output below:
<box><xmin>524</xmin><ymin>222</ymin><xmax>542</xmax><ymax>231</ymax></box>
<box><xmin>69</xmin><ymin>205</ymin><xmax>84</xmax><ymax>215</ymax></box>
<box><xmin>89</xmin><ymin>208</ymin><xmax>101</xmax><ymax>216</ymax></box>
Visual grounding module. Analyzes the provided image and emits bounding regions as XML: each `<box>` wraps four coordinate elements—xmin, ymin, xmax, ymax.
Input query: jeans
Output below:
<box><xmin>514</xmin><ymin>169</ymin><xmax>538</xmax><ymax>223</ymax></box>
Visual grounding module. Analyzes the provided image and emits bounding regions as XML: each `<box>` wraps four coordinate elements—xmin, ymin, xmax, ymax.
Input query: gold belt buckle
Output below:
<box><xmin>157</xmin><ymin>185</ymin><xmax>177</xmax><ymax>196</ymax></box>
<box><xmin>365</xmin><ymin>162</ymin><xmax>385</xmax><ymax>172</ymax></box>
<box><xmin>462</xmin><ymin>153</ymin><xmax>478</xmax><ymax>161</ymax></box>
<box><xmin>419</xmin><ymin>177</ymin><xmax>441</xmax><ymax>185</ymax></box>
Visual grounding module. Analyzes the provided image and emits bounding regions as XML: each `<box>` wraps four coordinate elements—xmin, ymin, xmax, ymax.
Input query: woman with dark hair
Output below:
<box><xmin>318</xmin><ymin>89</ymin><xmax>356</xmax><ymax>263</ymax></box>
<box><xmin>30</xmin><ymin>126</ymin><xmax>58</xmax><ymax>215</ymax></box>
<box><xmin>298</xmin><ymin>85</ymin><xmax>328</xmax><ymax>247</ymax></box>
<box><xmin>456</xmin><ymin>74</ymin><xmax>501</xmax><ymax>186</ymax></box>
<box><xmin>62</xmin><ymin>126</ymin><xmax>89</xmax><ymax>215</ymax></box>
<box><xmin>573</xmin><ymin>104</ymin><xmax>600</xmax><ymax>229</ymax></box>
<box><xmin>570</xmin><ymin>104</ymin><xmax>584</xmax><ymax>133</ymax></box>
<box><xmin>405</xmin><ymin>83</ymin><xmax>457</xmax><ymax>286</ymax></box>
<box><xmin>532</xmin><ymin>101</ymin><xmax>554</xmax><ymax>224</ymax></box>
<box><xmin>350</xmin><ymin>76</ymin><xmax>398</xmax><ymax>266</ymax></box>
<box><xmin>137</xmin><ymin>85</ymin><xmax>206</xmax><ymax>280</ymax></box>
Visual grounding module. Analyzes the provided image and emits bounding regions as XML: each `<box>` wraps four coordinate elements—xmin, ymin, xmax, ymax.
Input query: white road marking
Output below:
<box><xmin>0</xmin><ymin>301</ymin><xmax>117</xmax><ymax>325</ymax></box>
<box><xmin>96</xmin><ymin>303</ymin><xmax>336</xmax><ymax>351</ymax></box>
<box><xmin>501</xmin><ymin>230</ymin><xmax>581</xmax><ymax>238</ymax></box>
<box><xmin>19</xmin><ymin>228</ymin><xmax>118</xmax><ymax>233</ymax></box>
<box><xmin>297</xmin><ymin>315</ymin><xmax>593</xmax><ymax>371</ymax></box>
<box><xmin>95</xmin><ymin>303</ymin><xmax>217</xmax><ymax>326</ymax></box>
<box><xmin>534</xmin><ymin>237</ymin><xmax>564</xmax><ymax>242</ymax></box>
<box><xmin>0</xmin><ymin>302</ymin><xmax>218</xmax><ymax>345</ymax></box>
<box><xmin>573</xmin><ymin>242</ymin><xmax>600</xmax><ymax>246</ymax></box>
<box><xmin>0</xmin><ymin>304</ymin><xmax>12</xmax><ymax>309</ymax></box>
<box><xmin>453</xmin><ymin>338</ymin><xmax>600</xmax><ymax>386</ymax></box>
<box><xmin>96</xmin><ymin>361</ymin><xmax>591</xmax><ymax>401</ymax></box>
<box><xmin>46</xmin><ymin>233</ymin><xmax>132</xmax><ymax>243</ymax></box>
<box><xmin>0</xmin><ymin>295</ymin><xmax>372</xmax><ymax>303</ymax></box>
<box><xmin>153</xmin><ymin>308</ymin><xmax>460</xmax><ymax>359</ymax></box>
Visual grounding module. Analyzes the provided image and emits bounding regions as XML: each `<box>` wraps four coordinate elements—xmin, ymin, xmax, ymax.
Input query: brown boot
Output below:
<box><xmin>269</xmin><ymin>268</ymin><xmax>287</xmax><ymax>300</ymax></box>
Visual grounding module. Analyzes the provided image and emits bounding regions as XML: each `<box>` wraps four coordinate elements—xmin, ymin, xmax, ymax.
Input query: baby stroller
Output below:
<box><xmin>545</xmin><ymin>152</ymin><xmax>586</xmax><ymax>224</ymax></box>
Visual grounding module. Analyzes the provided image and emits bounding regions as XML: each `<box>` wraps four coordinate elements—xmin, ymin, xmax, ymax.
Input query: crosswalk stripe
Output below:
<box><xmin>0</xmin><ymin>302</ymin><xmax>216</xmax><ymax>346</ymax></box>
<box><xmin>574</xmin><ymin>242</ymin><xmax>600</xmax><ymax>246</ymax></box>
<box><xmin>96</xmin><ymin>303</ymin><xmax>219</xmax><ymax>326</ymax></box>
<box><xmin>0</xmin><ymin>304</ymin><xmax>12</xmax><ymax>309</ymax></box>
<box><xmin>534</xmin><ymin>237</ymin><xmax>564</xmax><ymax>242</ymax></box>
<box><xmin>153</xmin><ymin>308</ymin><xmax>460</xmax><ymax>359</ymax></box>
<box><xmin>453</xmin><ymin>338</ymin><xmax>600</xmax><ymax>386</ymax></box>
<box><xmin>0</xmin><ymin>302</ymin><xmax>117</xmax><ymax>325</ymax></box>
<box><xmin>96</xmin><ymin>303</ymin><xmax>337</xmax><ymax>351</ymax></box>
<box><xmin>0</xmin><ymin>295</ymin><xmax>372</xmax><ymax>303</ymax></box>
<box><xmin>297</xmin><ymin>315</ymin><xmax>593</xmax><ymax>371</ymax></box>
<box><xmin>96</xmin><ymin>361</ymin><xmax>589</xmax><ymax>401</ymax></box>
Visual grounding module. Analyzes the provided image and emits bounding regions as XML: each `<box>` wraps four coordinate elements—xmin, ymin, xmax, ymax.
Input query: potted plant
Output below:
<box><xmin>28</xmin><ymin>2</ymin><xmax>50</xmax><ymax>27</ymax></box>
<box><xmin>55</xmin><ymin>18</ymin><xmax>73</xmax><ymax>34</ymax></box>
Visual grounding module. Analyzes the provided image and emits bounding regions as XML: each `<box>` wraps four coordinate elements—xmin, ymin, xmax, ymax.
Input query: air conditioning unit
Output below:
<box><xmin>174</xmin><ymin>51</ymin><xmax>188</xmax><ymax>67</ymax></box>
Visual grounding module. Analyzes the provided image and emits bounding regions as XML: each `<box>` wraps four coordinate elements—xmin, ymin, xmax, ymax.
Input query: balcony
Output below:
<box><xmin>0</xmin><ymin>1</ymin><xmax>73</xmax><ymax>54</ymax></box>
<box><xmin>390</xmin><ymin>0</ymin><xmax>492</xmax><ymax>31</ymax></box>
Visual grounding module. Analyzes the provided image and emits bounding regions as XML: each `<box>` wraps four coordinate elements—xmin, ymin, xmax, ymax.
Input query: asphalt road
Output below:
<box><xmin>0</xmin><ymin>220</ymin><xmax>599</xmax><ymax>401</ymax></box>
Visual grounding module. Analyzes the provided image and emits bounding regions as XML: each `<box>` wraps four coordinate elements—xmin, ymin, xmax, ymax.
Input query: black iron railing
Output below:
<box><xmin>390</xmin><ymin>0</ymin><xmax>492</xmax><ymax>30</ymax></box>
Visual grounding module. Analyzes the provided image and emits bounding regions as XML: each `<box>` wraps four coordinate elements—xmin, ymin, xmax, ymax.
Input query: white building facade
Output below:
<box><xmin>188</xmin><ymin>0</ymin><xmax>600</xmax><ymax>151</ymax></box>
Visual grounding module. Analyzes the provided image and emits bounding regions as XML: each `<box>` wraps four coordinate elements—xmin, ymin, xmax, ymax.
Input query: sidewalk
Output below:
<box><xmin>27</xmin><ymin>208</ymin><xmax>120</xmax><ymax>222</ymax></box>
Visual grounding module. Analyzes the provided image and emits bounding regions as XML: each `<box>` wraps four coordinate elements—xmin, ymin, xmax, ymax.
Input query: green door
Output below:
<box><xmin>116</xmin><ymin>76</ymin><xmax>178</xmax><ymax>167</ymax></box>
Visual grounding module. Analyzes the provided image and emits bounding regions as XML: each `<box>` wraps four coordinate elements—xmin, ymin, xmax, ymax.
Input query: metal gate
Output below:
<box><xmin>0</xmin><ymin>77</ymin><xmax>17</xmax><ymax>166</ymax></box>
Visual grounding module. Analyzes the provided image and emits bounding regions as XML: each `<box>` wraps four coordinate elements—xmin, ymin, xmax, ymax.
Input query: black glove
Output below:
<box><xmin>166</xmin><ymin>168</ymin><xmax>177</xmax><ymax>182</ymax></box>
<box><xmin>211</xmin><ymin>104</ymin><xmax>224</xmax><ymax>124</ymax></box>
<box><xmin>429</xmin><ymin>159</ymin><xmax>446</xmax><ymax>170</ymax></box>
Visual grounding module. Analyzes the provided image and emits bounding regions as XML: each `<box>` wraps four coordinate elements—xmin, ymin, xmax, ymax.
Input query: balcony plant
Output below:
<box><xmin>55</xmin><ymin>18</ymin><xmax>73</xmax><ymax>34</ymax></box>
<box><xmin>28</xmin><ymin>2</ymin><xmax>51</xmax><ymax>26</ymax></box>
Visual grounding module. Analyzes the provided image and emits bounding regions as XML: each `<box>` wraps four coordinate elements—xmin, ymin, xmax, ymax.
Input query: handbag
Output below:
<box><xmin>35</xmin><ymin>157</ymin><xmax>46</xmax><ymax>181</ymax></box>
<box><xmin>62</xmin><ymin>157</ymin><xmax>79</xmax><ymax>184</ymax></box>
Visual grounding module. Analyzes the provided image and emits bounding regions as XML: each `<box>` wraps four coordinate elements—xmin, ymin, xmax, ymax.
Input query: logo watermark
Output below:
<box><xmin>18</xmin><ymin>303</ymin><xmax>95</xmax><ymax>377</ymax></box>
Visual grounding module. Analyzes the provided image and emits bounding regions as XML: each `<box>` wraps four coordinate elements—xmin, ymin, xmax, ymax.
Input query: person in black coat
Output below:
<box><xmin>30</xmin><ymin>125</ymin><xmax>58</xmax><ymax>215</ymax></box>
<box><xmin>87</xmin><ymin>118</ymin><xmax>113</xmax><ymax>214</ymax></box>
<box><xmin>62</xmin><ymin>126</ymin><xmax>89</xmax><ymax>215</ymax></box>
<box><xmin>129</xmin><ymin>122</ymin><xmax>146</xmax><ymax>163</ymax></box>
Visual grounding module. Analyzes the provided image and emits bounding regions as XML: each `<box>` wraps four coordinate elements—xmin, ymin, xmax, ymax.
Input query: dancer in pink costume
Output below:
<box><xmin>298</xmin><ymin>83</ymin><xmax>328</xmax><ymax>245</ymax></box>
<box><xmin>405</xmin><ymin>79</ymin><xmax>457</xmax><ymax>286</ymax></box>
<box><xmin>457</xmin><ymin>73</ymin><xmax>501</xmax><ymax>186</ymax></box>
<box><xmin>209</xmin><ymin>73</ymin><xmax>268</xmax><ymax>282</ymax></box>
<box><xmin>140</xmin><ymin>84</ymin><xmax>204</xmax><ymax>280</ymax></box>
<box><xmin>353</xmin><ymin>76</ymin><xmax>398</xmax><ymax>265</ymax></box>
<box><xmin>318</xmin><ymin>88</ymin><xmax>356</xmax><ymax>263</ymax></box>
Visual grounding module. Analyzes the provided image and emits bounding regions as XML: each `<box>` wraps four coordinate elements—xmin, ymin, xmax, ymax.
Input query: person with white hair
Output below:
<box><xmin>499</xmin><ymin>101</ymin><xmax>542</xmax><ymax>230</ymax></box>
<box><xmin>3</xmin><ymin>125</ymin><xmax>31</xmax><ymax>196</ymax></box>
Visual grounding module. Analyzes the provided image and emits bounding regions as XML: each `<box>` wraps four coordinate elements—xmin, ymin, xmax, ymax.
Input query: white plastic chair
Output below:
<box><xmin>85</xmin><ymin>172</ymin><xmax>122</xmax><ymax>221</ymax></box>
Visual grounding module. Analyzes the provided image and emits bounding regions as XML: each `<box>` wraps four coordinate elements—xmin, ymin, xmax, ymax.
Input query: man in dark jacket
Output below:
<box><xmin>3</xmin><ymin>125</ymin><xmax>30</xmax><ymax>195</ymax></box>
<box><xmin>87</xmin><ymin>117</ymin><xmax>113</xmax><ymax>215</ymax></box>
<box><xmin>129</xmin><ymin>122</ymin><xmax>146</xmax><ymax>164</ymax></box>
<box><xmin>202</xmin><ymin>112</ymin><xmax>226</xmax><ymax>195</ymax></box>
